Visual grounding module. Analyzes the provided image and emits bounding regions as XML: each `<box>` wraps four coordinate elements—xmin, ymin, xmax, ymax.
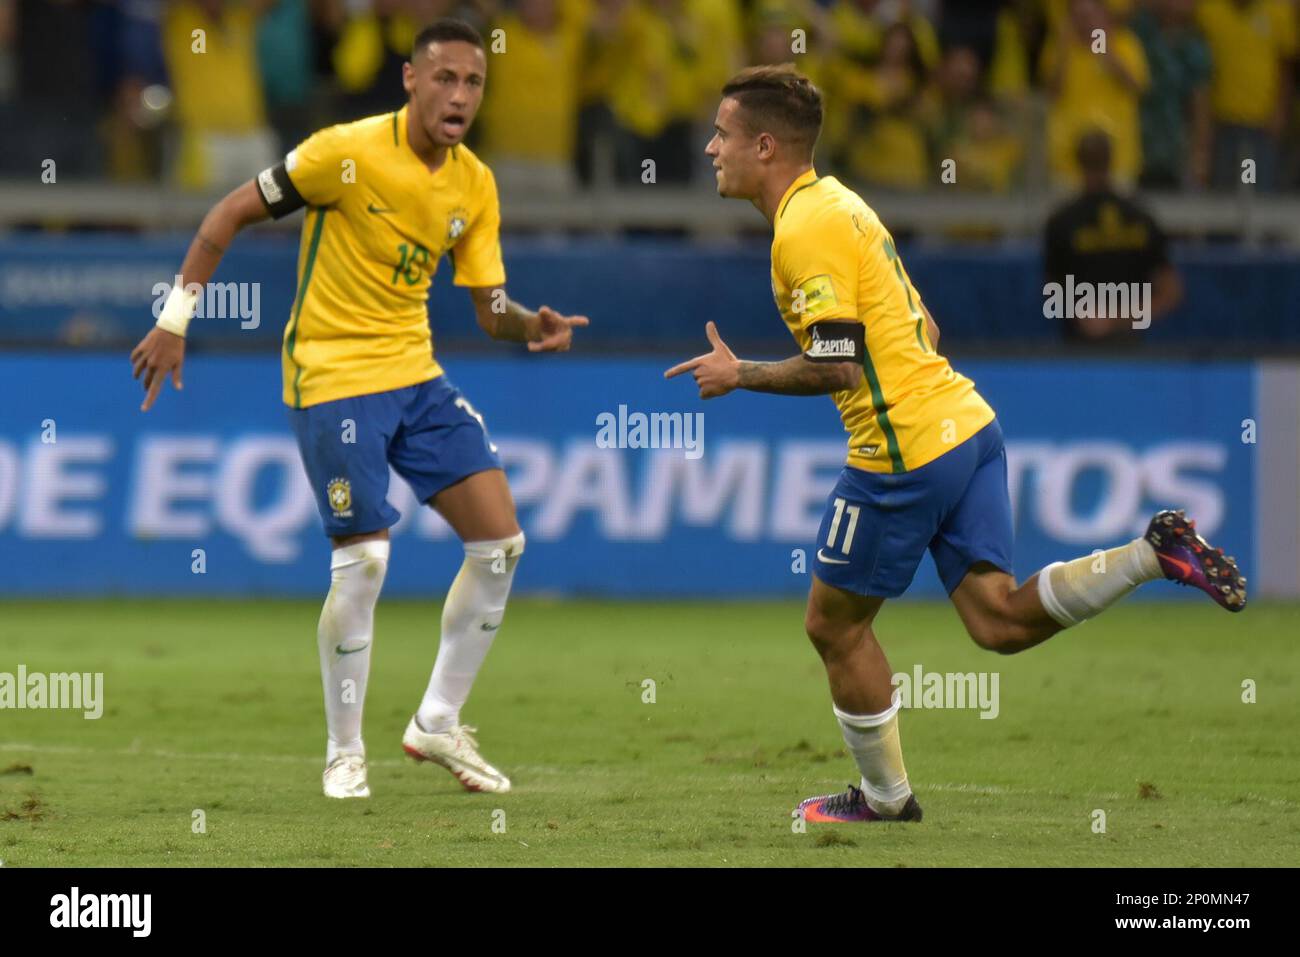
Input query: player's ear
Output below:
<box><xmin>401</xmin><ymin>62</ymin><xmax>416</xmax><ymax>94</ymax></box>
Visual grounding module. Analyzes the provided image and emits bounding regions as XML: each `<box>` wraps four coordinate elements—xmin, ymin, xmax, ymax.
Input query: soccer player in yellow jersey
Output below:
<box><xmin>667</xmin><ymin>65</ymin><xmax>1245</xmax><ymax>824</ymax></box>
<box><xmin>130</xmin><ymin>20</ymin><xmax>589</xmax><ymax>800</ymax></box>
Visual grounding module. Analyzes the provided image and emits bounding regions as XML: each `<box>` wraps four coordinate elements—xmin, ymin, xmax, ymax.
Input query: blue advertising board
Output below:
<box><xmin>0</xmin><ymin>354</ymin><xmax>1255</xmax><ymax>599</ymax></box>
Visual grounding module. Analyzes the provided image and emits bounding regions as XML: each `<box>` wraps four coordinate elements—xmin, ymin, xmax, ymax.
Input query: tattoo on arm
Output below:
<box><xmin>474</xmin><ymin>291</ymin><xmax>537</xmax><ymax>342</ymax></box>
<box><xmin>737</xmin><ymin>356</ymin><xmax>858</xmax><ymax>395</ymax></box>
<box><xmin>197</xmin><ymin>233</ymin><xmax>226</xmax><ymax>256</ymax></box>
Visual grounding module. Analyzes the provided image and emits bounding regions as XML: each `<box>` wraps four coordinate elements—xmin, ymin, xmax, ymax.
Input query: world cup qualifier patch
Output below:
<box><xmin>792</xmin><ymin>273</ymin><xmax>839</xmax><ymax>320</ymax></box>
<box><xmin>804</xmin><ymin>320</ymin><xmax>865</xmax><ymax>363</ymax></box>
<box><xmin>326</xmin><ymin>477</ymin><xmax>353</xmax><ymax>518</ymax></box>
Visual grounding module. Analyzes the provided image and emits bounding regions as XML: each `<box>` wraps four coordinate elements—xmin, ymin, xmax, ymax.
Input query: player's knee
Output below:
<box><xmin>463</xmin><ymin>530</ymin><xmax>525</xmax><ymax>571</ymax></box>
<box><xmin>804</xmin><ymin>605</ymin><xmax>852</xmax><ymax>659</ymax></box>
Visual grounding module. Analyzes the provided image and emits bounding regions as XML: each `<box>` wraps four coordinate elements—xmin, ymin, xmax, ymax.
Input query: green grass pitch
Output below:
<box><xmin>1</xmin><ymin>598</ymin><xmax>1297</xmax><ymax>867</ymax></box>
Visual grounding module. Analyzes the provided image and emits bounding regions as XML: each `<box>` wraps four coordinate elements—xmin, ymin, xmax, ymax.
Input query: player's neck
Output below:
<box><xmin>404</xmin><ymin>112</ymin><xmax>451</xmax><ymax>173</ymax></box>
<box><xmin>756</xmin><ymin>164</ymin><xmax>815</xmax><ymax>226</ymax></box>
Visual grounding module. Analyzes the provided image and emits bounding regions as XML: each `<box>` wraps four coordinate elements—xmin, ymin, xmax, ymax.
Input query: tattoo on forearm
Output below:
<box><xmin>197</xmin><ymin>233</ymin><xmax>226</xmax><ymax>256</ymax></box>
<box><xmin>737</xmin><ymin>356</ymin><xmax>855</xmax><ymax>396</ymax></box>
<box><xmin>477</xmin><ymin>294</ymin><xmax>535</xmax><ymax>342</ymax></box>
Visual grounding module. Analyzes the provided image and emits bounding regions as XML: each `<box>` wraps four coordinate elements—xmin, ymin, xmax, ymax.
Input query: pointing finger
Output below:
<box><xmin>664</xmin><ymin>354</ymin><xmax>706</xmax><ymax>379</ymax></box>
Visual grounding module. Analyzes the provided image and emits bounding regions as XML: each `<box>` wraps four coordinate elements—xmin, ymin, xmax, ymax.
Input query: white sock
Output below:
<box><xmin>834</xmin><ymin>699</ymin><xmax>912</xmax><ymax>817</ymax></box>
<box><xmin>318</xmin><ymin>540</ymin><xmax>388</xmax><ymax>764</ymax></box>
<box><xmin>1036</xmin><ymin>538</ymin><xmax>1163</xmax><ymax>628</ymax></box>
<box><xmin>417</xmin><ymin>532</ymin><xmax>525</xmax><ymax>734</ymax></box>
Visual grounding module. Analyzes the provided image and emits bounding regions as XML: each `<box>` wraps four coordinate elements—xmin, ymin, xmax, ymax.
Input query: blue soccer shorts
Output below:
<box><xmin>812</xmin><ymin>418</ymin><xmax>1014</xmax><ymax>597</ymax></box>
<box><xmin>289</xmin><ymin>375</ymin><xmax>502</xmax><ymax>538</ymax></box>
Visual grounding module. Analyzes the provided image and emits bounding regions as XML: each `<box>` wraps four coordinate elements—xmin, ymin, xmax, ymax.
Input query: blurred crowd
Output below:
<box><xmin>0</xmin><ymin>0</ymin><xmax>1296</xmax><ymax>194</ymax></box>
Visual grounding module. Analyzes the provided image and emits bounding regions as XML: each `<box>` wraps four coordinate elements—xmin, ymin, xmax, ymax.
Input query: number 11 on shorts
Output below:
<box><xmin>826</xmin><ymin>497</ymin><xmax>860</xmax><ymax>556</ymax></box>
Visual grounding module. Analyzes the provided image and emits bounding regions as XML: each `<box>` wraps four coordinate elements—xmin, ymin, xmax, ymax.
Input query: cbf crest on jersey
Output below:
<box><xmin>327</xmin><ymin>477</ymin><xmax>353</xmax><ymax>517</ymax></box>
<box><xmin>447</xmin><ymin>207</ymin><xmax>469</xmax><ymax>242</ymax></box>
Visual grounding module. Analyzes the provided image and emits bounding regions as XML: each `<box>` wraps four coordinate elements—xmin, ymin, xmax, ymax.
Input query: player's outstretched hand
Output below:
<box><xmin>663</xmin><ymin>321</ymin><xmax>740</xmax><ymax>399</ymax></box>
<box><xmin>130</xmin><ymin>326</ymin><xmax>186</xmax><ymax>412</ymax></box>
<box><xmin>529</xmin><ymin>305</ymin><xmax>589</xmax><ymax>353</ymax></box>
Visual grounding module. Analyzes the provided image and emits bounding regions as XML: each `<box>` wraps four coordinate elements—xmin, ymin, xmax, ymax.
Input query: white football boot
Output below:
<box><xmin>322</xmin><ymin>753</ymin><xmax>370</xmax><ymax>799</ymax></box>
<box><xmin>402</xmin><ymin>717</ymin><xmax>511</xmax><ymax>793</ymax></box>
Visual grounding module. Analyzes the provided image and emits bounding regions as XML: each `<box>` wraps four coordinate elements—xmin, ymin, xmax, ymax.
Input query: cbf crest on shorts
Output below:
<box><xmin>327</xmin><ymin>477</ymin><xmax>353</xmax><ymax>518</ymax></box>
<box><xmin>447</xmin><ymin>207</ymin><xmax>468</xmax><ymax>242</ymax></box>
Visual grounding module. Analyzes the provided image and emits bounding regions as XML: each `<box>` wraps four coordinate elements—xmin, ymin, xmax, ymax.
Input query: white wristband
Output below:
<box><xmin>156</xmin><ymin>284</ymin><xmax>199</xmax><ymax>337</ymax></box>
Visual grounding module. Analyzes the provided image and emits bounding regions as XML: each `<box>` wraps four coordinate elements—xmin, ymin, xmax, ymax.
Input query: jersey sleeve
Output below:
<box><xmin>774</xmin><ymin>206</ymin><xmax>864</xmax><ymax>364</ymax></box>
<box><xmin>451</xmin><ymin>164</ymin><xmax>507</xmax><ymax>288</ymax></box>
<box><xmin>282</xmin><ymin>124</ymin><xmax>351</xmax><ymax>208</ymax></box>
<box><xmin>774</xmin><ymin>206</ymin><xmax>861</xmax><ymax>331</ymax></box>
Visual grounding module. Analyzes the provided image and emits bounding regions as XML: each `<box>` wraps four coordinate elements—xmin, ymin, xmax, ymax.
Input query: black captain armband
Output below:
<box><xmin>255</xmin><ymin>163</ymin><xmax>306</xmax><ymax>219</ymax></box>
<box><xmin>803</xmin><ymin>321</ymin><xmax>865</xmax><ymax>364</ymax></box>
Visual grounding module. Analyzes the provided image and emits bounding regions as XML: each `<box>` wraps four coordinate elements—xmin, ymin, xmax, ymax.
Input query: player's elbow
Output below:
<box><xmin>474</xmin><ymin>306</ymin><xmax>499</xmax><ymax>339</ymax></box>
<box><xmin>835</xmin><ymin>362</ymin><xmax>863</xmax><ymax>392</ymax></box>
<box><xmin>469</xmin><ymin>289</ymin><xmax>501</xmax><ymax>338</ymax></box>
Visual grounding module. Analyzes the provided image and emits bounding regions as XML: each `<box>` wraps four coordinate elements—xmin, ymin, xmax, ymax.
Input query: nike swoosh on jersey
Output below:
<box><xmin>816</xmin><ymin>549</ymin><xmax>851</xmax><ymax>565</ymax></box>
<box><xmin>367</xmin><ymin>204</ymin><xmax>397</xmax><ymax>214</ymax></box>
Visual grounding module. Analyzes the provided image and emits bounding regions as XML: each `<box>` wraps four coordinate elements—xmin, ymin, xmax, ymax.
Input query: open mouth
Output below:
<box><xmin>440</xmin><ymin>114</ymin><xmax>467</xmax><ymax>138</ymax></box>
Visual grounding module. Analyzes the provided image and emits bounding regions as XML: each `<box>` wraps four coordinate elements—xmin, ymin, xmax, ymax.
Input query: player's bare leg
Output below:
<box><xmin>951</xmin><ymin>510</ymin><xmax>1247</xmax><ymax>655</ymax></box>
<box><xmin>948</xmin><ymin>562</ymin><xmax>1062</xmax><ymax>655</ymax></box>
<box><xmin>319</xmin><ymin>528</ymin><xmax>390</xmax><ymax>799</ymax></box>
<box><xmin>429</xmin><ymin>467</ymin><xmax>521</xmax><ymax>541</ymax></box>
<box><xmin>797</xmin><ymin>575</ymin><xmax>923</xmax><ymax>823</ymax></box>
<box><xmin>803</xmin><ymin>577</ymin><xmax>891</xmax><ymax>714</ymax></box>
<box><xmin>402</xmin><ymin>468</ymin><xmax>522</xmax><ymax>793</ymax></box>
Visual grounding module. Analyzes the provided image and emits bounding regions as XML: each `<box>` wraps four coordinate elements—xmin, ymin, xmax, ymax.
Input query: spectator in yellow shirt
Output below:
<box><xmin>1196</xmin><ymin>0</ymin><xmax>1297</xmax><ymax>191</ymax></box>
<box><xmin>946</xmin><ymin>97</ymin><xmax>1025</xmax><ymax>192</ymax></box>
<box><xmin>838</xmin><ymin>21</ymin><xmax>933</xmax><ymax>189</ymax></box>
<box><xmin>1040</xmin><ymin>0</ymin><xmax>1149</xmax><ymax>188</ymax></box>
<box><xmin>478</xmin><ymin>0</ymin><xmax>585</xmax><ymax>194</ymax></box>
<box><xmin>163</xmin><ymin>0</ymin><xmax>278</xmax><ymax>192</ymax></box>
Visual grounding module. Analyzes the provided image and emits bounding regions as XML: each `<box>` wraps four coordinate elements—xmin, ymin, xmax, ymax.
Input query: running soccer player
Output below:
<box><xmin>665</xmin><ymin>65</ymin><xmax>1246</xmax><ymax>824</ymax></box>
<box><xmin>130</xmin><ymin>19</ymin><xmax>588</xmax><ymax>799</ymax></box>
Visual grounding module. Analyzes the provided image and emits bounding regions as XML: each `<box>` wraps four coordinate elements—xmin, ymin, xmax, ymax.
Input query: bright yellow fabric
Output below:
<box><xmin>770</xmin><ymin>170</ymin><xmax>995</xmax><ymax>473</ymax></box>
<box><xmin>1197</xmin><ymin>0</ymin><xmax>1298</xmax><ymax>126</ymax></box>
<box><xmin>163</xmin><ymin>2</ymin><xmax>266</xmax><ymax>133</ymax></box>
<box><xmin>281</xmin><ymin>107</ymin><xmax>505</xmax><ymax>408</ymax></box>
<box><xmin>479</xmin><ymin>12</ymin><xmax>584</xmax><ymax>162</ymax></box>
<box><xmin>1040</xmin><ymin>28</ymin><xmax>1149</xmax><ymax>185</ymax></box>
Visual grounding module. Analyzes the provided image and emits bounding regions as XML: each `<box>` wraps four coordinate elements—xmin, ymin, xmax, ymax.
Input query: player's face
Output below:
<box><xmin>404</xmin><ymin>41</ymin><xmax>487</xmax><ymax>147</ymax></box>
<box><xmin>705</xmin><ymin>98</ymin><xmax>760</xmax><ymax>200</ymax></box>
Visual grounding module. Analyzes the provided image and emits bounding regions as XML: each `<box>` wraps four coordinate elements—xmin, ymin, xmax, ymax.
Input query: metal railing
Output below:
<box><xmin>1</xmin><ymin>181</ymin><xmax>1298</xmax><ymax>245</ymax></box>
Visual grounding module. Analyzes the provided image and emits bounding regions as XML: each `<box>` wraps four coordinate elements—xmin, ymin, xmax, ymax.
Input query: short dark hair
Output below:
<box><xmin>721</xmin><ymin>64</ymin><xmax>823</xmax><ymax>156</ymax></box>
<box><xmin>413</xmin><ymin>18</ymin><xmax>484</xmax><ymax>59</ymax></box>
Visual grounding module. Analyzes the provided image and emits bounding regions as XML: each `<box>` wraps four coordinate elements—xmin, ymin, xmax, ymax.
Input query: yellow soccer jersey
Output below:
<box><xmin>268</xmin><ymin>105</ymin><xmax>506</xmax><ymax>408</ymax></box>
<box><xmin>770</xmin><ymin>169</ymin><xmax>994</xmax><ymax>474</ymax></box>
